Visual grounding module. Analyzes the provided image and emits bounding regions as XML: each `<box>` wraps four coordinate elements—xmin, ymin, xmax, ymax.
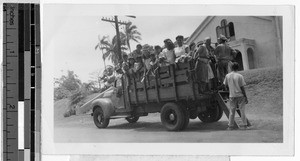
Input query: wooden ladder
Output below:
<box><xmin>215</xmin><ymin>92</ymin><xmax>251</xmax><ymax>129</ymax></box>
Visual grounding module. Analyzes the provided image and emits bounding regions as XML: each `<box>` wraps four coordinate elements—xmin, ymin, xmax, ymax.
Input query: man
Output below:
<box><xmin>214</xmin><ymin>34</ymin><xmax>237</xmax><ymax>84</ymax></box>
<box><xmin>154</xmin><ymin>45</ymin><xmax>162</xmax><ymax>56</ymax></box>
<box><xmin>223</xmin><ymin>62</ymin><xmax>249</xmax><ymax>130</ymax></box>
<box><xmin>131</xmin><ymin>44</ymin><xmax>143</xmax><ymax>61</ymax></box>
<box><xmin>101</xmin><ymin>66</ymin><xmax>116</xmax><ymax>91</ymax></box>
<box><xmin>121</xmin><ymin>53</ymin><xmax>129</xmax><ymax>74</ymax></box>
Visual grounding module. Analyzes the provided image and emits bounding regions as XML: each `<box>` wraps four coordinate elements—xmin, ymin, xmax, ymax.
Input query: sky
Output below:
<box><xmin>44</xmin><ymin>4</ymin><xmax>205</xmax><ymax>83</ymax></box>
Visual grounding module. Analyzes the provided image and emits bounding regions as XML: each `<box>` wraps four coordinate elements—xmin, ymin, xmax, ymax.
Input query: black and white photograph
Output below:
<box><xmin>41</xmin><ymin>3</ymin><xmax>294</xmax><ymax>156</ymax></box>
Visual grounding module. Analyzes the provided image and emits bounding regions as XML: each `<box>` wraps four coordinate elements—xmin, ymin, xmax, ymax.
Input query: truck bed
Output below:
<box><xmin>126</xmin><ymin>61</ymin><xmax>211</xmax><ymax>105</ymax></box>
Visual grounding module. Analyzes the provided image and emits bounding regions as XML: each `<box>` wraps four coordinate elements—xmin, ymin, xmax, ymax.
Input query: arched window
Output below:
<box><xmin>221</xmin><ymin>19</ymin><xmax>227</xmax><ymax>26</ymax></box>
<box><xmin>216</xmin><ymin>19</ymin><xmax>235</xmax><ymax>40</ymax></box>
<box><xmin>228</xmin><ymin>22</ymin><xmax>235</xmax><ymax>37</ymax></box>
<box><xmin>216</xmin><ymin>26</ymin><xmax>221</xmax><ymax>38</ymax></box>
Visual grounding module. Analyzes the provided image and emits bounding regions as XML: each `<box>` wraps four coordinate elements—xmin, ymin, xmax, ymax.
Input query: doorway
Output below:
<box><xmin>233</xmin><ymin>50</ymin><xmax>244</xmax><ymax>71</ymax></box>
<box><xmin>247</xmin><ymin>48</ymin><xmax>255</xmax><ymax>69</ymax></box>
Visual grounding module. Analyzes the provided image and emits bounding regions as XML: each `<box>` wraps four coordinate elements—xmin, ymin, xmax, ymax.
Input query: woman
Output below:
<box><xmin>193</xmin><ymin>41</ymin><xmax>214</xmax><ymax>94</ymax></box>
<box><xmin>188</xmin><ymin>42</ymin><xmax>196</xmax><ymax>57</ymax></box>
<box><xmin>159</xmin><ymin>39</ymin><xmax>176</xmax><ymax>66</ymax></box>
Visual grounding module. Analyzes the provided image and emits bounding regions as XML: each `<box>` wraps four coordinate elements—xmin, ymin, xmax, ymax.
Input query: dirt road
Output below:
<box><xmin>54</xmin><ymin>113</ymin><xmax>282</xmax><ymax>143</ymax></box>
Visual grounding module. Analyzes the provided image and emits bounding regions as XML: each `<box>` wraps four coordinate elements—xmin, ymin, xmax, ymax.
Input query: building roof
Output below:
<box><xmin>186</xmin><ymin>16</ymin><xmax>214</xmax><ymax>44</ymax></box>
<box><xmin>186</xmin><ymin>16</ymin><xmax>275</xmax><ymax>44</ymax></box>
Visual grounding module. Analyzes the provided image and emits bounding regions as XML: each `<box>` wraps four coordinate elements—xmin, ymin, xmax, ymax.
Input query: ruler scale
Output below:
<box><xmin>3</xmin><ymin>3</ymin><xmax>19</xmax><ymax>161</ymax></box>
<box><xmin>3</xmin><ymin>3</ymin><xmax>41</xmax><ymax>161</ymax></box>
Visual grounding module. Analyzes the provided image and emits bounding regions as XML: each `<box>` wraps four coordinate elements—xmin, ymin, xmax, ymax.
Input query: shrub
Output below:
<box><xmin>54</xmin><ymin>87</ymin><xmax>71</xmax><ymax>101</ymax></box>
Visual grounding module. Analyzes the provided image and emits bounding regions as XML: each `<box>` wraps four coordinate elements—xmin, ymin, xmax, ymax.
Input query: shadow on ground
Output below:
<box><xmin>107</xmin><ymin>120</ymin><xmax>235</xmax><ymax>132</ymax></box>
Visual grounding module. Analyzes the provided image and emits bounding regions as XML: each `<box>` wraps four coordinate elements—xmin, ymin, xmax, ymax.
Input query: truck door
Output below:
<box><xmin>111</xmin><ymin>75</ymin><xmax>131</xmax><ymax>112</ymax></box>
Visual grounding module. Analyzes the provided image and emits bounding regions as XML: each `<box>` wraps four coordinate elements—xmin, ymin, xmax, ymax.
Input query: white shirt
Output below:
<box><xmin>174</xmin><ymin>45</ymin><xmax>188</xmax><ymax>58</ymax></box>
<box><xmin>143</xmin><ymin>58</ymin><xmax>151</xmax><ymax>70</ymax></box>
<box><xmin>159</xmin><ymin>48</ymin><xmax>175</xmax><ymax>65</ymax></box>
<box><xmin>223</xmin><ymin>71</ymin><xmax>246</xmax><ymax>97</ymax></box>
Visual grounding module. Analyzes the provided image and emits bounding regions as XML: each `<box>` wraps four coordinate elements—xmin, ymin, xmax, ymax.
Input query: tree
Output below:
<box><xmin>54</xmin><ymin>70</ymin><xmax>82</xmax><ymax>100</ymax></box>
<box><xmin>89</xmin><ymin>69</ymin><xmax>104</xmax><ymax>90</ymax></box>
<box><xmin>124</xmin><ymin>21</ymin><xmax>142</xmax><ymax>52</ymax></box>
<box><xmin>55</xmin><ymin>70</ymin><xmax>82</xmax><ymax>91</ymax></box>
<box><xmin>95</xmin><ymin>35</ymin><xmax>109</xmax><ymax>69</ymax></box>
<box><xmin>99</xmin><ymin>33</ymin><xmax>127</xmax><ymax>66</ymax></box>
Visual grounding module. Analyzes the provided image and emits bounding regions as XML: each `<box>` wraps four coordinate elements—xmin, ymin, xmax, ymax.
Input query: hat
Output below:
<box><xmin>219</xmin><ymin>34</ymin><xmax>228</xmax><ymax>41</ymax></box>
<box><xmin>197</xmin><ymin>40</ymin><xmax>204</xmax><ymax>47</ymax></box>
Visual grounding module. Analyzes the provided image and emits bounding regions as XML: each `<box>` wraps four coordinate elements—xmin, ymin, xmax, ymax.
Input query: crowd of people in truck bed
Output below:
<box><xmin>101</xmin><ymin>34</ymin><xmax>237</xmax><ymax>94</ymax></box>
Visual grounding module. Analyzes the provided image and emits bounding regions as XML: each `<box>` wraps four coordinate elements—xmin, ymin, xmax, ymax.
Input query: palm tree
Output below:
<box><xmin>95</xmin><ymin>35</ymin><xmax>109</xmax><ymax>69</ymax></box>
<box><xmin>99</xmin><ymin>33</ymin><xmax>127</xmax><ymax>66</ymax></box>
<box><xmin>124</xmin><ymin>21</ymin><xmax>142</xmax><ymax>52</ymax></box>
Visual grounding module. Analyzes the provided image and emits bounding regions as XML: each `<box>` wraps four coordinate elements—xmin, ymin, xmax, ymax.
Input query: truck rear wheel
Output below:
<box><xmin>198</xmin><ymin>102</ymin><xmax>223</xmax><ymax>123</ymax></box>
<box><xmin>180</xmin><ymin>107</ymin><xmax>189</xmax><ymax>130</ymax></box>
<box><xmin>93</xmin><ymin>107</ymin><xmax>110</xmax><ymax>128</ymax></box>
<box><xmin>125</xmin><ymin>116</ymin><xmax>139</xmax><ymax>123</ymax></box>
<box><xmin>160</xmin><ymin>102</ymin><xmax>185</xmax><ymax>131</ymax></box>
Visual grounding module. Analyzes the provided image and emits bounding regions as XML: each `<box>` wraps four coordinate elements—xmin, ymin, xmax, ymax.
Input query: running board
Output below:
<box><xmin>110</xmin><ymin>115</ymin><xmax>131</xmax><ymax>119</ymax></box>
<box><xmin>215</xmin><ymin>92</ymin><xmax>251</xmax><ymax>129</ymax></box>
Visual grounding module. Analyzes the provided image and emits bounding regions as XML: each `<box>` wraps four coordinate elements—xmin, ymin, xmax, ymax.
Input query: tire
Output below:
<box><xmin>214</xmin><ymin>103</ymin><xmax>223</xmax><ymax>121</ymax></box>
<box><xmin>189</xmin><ymin>109</ymin><xmax>198</xmax><ymax>119</ymax></box>
<box><xmin>180</xmin><ymin>107</ymin><xmax>189</xmax><ymax>130</ymax></box>
<box><xmin>93</xmin><ymin>107</ymin><xmax>110</xmax><ymax>128</ymax></box>
<box><xmin>125</xmin><ymin>116</ymin><xmax>139</xmax><ymax>123</ymax></box>
<box><xmin>160</xmin><ymin>102</ymin><xmax>185</xmax><ymax>131</ymax></box>
<box><xmin>198</xmin><ymin>101</ymin><xmax>223</xmax><ymax>123</ymax></box>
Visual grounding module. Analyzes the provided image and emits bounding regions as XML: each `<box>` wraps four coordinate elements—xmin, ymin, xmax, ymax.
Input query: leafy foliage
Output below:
<box><xmin>98</xmin><ymin>33</ymin><xmax>127</xmax><ymax>66</ymax></box>
<box><xmin>55</xmin><ymin>70</ymin><xmax>81</xmax><ymax>92</ymax></box>
<box><xmin>95</xmin><ymin>35</ymin><xmax>109</xmax><ymax>67</ymax></box>
<box><xmin>54</xmin><ymin>87</ymin><xmax>71</xmax><ymax>101</ymax></box>
<box><xmin>124</xmin><ymin>21</ymin><xmax>142</xmax><ymax>52</ymax></box>
<box><xmin>95</xmin><ymin>21</ymin><xmax>142</xmax><ymax>66</ymax></box>
<box><xmin>69</xmin><ymin>88</ymin><xmax>88</xmax><ymax>106</ymax></box>
<box><xmin>54</xmin><ymin>70</ymin><xmax>82</xmax><ymax>100</ymax></box>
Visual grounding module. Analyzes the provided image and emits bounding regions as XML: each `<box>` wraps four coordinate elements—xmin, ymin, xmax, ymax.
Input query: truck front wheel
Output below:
<box><xmin>160</xmin><ymin>103</ymin><xmax>185</xmax><ymax>131</ymax></box>
<box><xmin>93</xmin><ymin>107</ymin><xmax>110</xmax><ymax>128</ymax></box>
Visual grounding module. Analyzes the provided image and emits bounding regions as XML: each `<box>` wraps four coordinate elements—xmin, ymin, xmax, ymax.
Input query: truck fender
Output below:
<box><xmin>91</xmin><ymin>98</ymin><xmax>115</xmax><ymax>119</ymax></box>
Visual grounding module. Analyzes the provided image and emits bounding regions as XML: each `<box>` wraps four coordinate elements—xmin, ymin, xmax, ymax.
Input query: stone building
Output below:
<box><xmin>186</xmin><ymin>16</ymin><xmax>282</xmax><ymax>70</ymax></box>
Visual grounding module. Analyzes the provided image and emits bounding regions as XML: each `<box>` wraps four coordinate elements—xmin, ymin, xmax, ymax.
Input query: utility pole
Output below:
<box><xmin>101</xmin><ymin>16</ymin><xmax>129</xmax><ymax>66</ymax></box>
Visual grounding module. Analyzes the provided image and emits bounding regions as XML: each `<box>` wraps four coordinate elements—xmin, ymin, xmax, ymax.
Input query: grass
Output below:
<box><xmin>239</xmin><ymin>67</ymin><xmax>283</xmax><ymax>116</ymax></box>
<box><xmin>54</xmin><ymin>92</ymin><xmax>100</xmax><ymax>123</ymax></box>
